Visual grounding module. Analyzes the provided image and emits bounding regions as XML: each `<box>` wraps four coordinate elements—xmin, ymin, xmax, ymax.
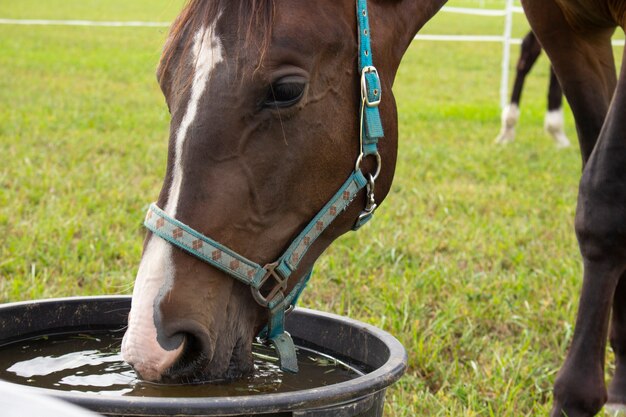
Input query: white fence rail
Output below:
<box><xmin>421</xmin><ymin>5</ymin><xmax>622</xmax><ymax>108</ymax></box>
<box><xmin>0</xmin><ymin>18</ymin><xmax>169</xmax><ymax>27</ymax></box>
<box><xmin>500</xmin><ymin>0</ymin><xmax>515</xmax><ymax>110</ymax></box>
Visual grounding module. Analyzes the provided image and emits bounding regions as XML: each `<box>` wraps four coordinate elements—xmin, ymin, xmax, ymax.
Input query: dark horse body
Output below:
<box><xmin>523</xmin><ymin>0</ymin><xmax>626</xmax><ymax>416</ymax></box>
<box><xmin>495</xmin><ymin>31</ymin><xmax>571</xmax><ymax>147</ymax></box>
<box><xmin>121</xmin><ymin>0</ymin><xmax>626</xmax><ymax>415</ymax></box>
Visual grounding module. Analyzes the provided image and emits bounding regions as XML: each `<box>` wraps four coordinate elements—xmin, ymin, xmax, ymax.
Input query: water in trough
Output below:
<box><xmin>0</xmin><ymin>331</ymin><xmax>361</xmax><ymax>397</ymax></box>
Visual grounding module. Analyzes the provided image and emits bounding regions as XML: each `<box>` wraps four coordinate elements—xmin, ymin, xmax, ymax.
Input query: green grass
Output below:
<box><xmin>1</xmin><ymin>1</ymin><xmax>625</xmax><ymax>416</ymax></box>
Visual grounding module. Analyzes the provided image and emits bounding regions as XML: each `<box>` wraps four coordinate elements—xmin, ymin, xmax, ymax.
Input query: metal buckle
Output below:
<box><xmin>284</xmin><ymin>304</ymin><xmax>295</xmax><ymax>316</ymax></box>
<box><xmin>357</xmin><ymin>173</ymin><xmax>377</xmax><ymax>222</ymax></box>
<box><xmin>364</xmin><ymin>173</ymin><xmax>377</xmax><ymax>213</ymax></box>
<box><xmin>360</xmin><ymin>66</ymin><xmax>381</xmax><ymax>107</ymax></box>
<box><xmin>251</xmin><ymin>262</ymin><xmax>289</xmax><ymax>307</ymax></box>
<box><xmin>352</xmin><ymin>174</ymin><xmax>378</xmax><ymax>230</ymax></box>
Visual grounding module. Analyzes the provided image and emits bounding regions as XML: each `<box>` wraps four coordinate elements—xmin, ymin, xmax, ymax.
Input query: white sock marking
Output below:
<box><xmin>495</xmin><ymin>103</ymin><xmax>519</xmax><ymax>144</ymax></box>
<box><xmin>545</xmin><ymin>108</ymin><xmax>570</xmax><ymax>148</ymax></box>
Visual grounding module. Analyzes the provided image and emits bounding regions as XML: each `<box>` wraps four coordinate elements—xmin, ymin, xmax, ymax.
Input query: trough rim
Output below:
<box><xmin>0</xmin><ymin>295</ymin><xmax>408</xmax><ymax>416</ymax></box>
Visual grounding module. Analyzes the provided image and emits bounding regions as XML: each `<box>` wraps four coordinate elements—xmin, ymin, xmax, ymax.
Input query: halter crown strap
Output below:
<box><xmin>142</xmin><ymin>0</ymin><xmax>382</xmax><ymax>374</ymax></box>
<box><xmin>353</xmin><ymin>0</ymin><xmax>384</xmax><ymax>230</ymax></box>
<box><xmin>357</xmin><ymin>0</ymin><xmax>384</xmax><ymax>157</ymax></box>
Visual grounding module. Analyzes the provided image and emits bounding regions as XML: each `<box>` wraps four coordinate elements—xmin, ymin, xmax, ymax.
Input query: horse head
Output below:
<box><xmin>121</xmin><ymin>0</ymin><xmax>444</xmax><ymax>383</ymax></box>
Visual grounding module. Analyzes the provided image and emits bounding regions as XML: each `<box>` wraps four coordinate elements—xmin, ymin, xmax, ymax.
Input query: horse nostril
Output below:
<box><xmin>164</xmin><ymin>332</ymin><xmax>212</xmax><ymax>382</ymax></box>
<box><xmin>180</xmin><ymin>332</ymin><xmax>206</xmax><ymax>362</ymax></box>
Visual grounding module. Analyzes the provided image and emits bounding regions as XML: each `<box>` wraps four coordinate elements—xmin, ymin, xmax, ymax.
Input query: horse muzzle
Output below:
<box><xmin>121</xmin><ymin>320</ymin><xmax>186</xmax><ymax>382</ymax></box>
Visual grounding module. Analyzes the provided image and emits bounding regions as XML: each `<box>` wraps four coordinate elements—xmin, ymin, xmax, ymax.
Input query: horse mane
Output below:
<box><xmin>158</xmin><ymin>0</ymin><xmax>274</xmax><ymax>87</ymax></box>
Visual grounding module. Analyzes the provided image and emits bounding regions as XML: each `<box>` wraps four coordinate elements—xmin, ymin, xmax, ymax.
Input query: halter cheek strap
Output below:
<box><xmin>354</xmin><ymin>0</ymin><xmax>383</xmax><ymax>230</ymax></box>
<box><xmin>143</xmin><ymin>0</ymin><xmax>383</xmax><ymax>373</ymax></box>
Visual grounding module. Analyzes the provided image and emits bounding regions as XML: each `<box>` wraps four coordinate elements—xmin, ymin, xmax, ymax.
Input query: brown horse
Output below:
<box><xmin>120</xmin><ymin>0</ymin><xmax>626</xmax><ymax>413</ymax></box>
<box><xmin>121</xmin><ymin>0</ymin><xmax>446</xmax><ymax>383</ymax></box>
<box><xmin>523</xmin><ymin>1</ymin><xmax>626</xmax><ymax>416</ymax></box>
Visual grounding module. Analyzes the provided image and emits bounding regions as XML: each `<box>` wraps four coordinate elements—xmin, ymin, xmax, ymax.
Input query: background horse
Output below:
<box><xmin>523</xmin><ymin>1</ymin><xmax>626</xmax><ymax>416</ymax></box>
<box><xmin>495</xmin><ymin>31</ymin><xmax>570</xmax><ymax>148</ymax></box>
<box><xmin>121</xmin><ymin>0</ymin><xmax>447</xmax><ymax>383</ymax></box>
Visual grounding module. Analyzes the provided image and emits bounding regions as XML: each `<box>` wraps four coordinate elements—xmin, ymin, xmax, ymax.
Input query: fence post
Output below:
<box><xmin>499</xmin><ymin>0</ymin><xmax>515</xmax><ymax>110</ymax></box>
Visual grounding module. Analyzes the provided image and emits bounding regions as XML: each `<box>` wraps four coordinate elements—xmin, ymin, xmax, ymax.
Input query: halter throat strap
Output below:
<box><xmin>142</xmin><ymin>0</ymin><xmax>383</xmax><ymax>374</ymax></box>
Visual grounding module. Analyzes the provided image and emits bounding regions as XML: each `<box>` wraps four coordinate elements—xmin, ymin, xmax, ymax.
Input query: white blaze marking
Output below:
<box><xmin>166</xmin><ymin>24</ymin><xmax>224</xmax><ymax>216</ymax></box>
<box><xmin>122</xmin><ymin>237</ymin><xmax>179</xmax><ymax>381</ymax></box>
<box><xmin>122</xmin><ymin>22</ymin><xmax>224</xmax><ymax>380</ymax></box>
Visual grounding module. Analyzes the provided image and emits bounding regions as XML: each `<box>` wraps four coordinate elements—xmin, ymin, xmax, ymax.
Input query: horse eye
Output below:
<box><xmin>265</xmin><ymin>81</ymin><xmax>306</xmax><ymax>108</ymax></box>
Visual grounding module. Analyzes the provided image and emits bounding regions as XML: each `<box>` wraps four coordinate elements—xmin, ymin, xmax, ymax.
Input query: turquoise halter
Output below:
<box><xmin>143</xmin><ymin>0</ymin><xmax>384</xmax><ymax>373</ymax></box>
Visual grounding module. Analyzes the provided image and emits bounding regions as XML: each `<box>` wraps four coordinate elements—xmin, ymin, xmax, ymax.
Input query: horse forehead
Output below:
<box><xmin>192</xmin><ymin>2</ymin><xmax>353</xmax><ymax>67</ymax></box>
<box><xmin>272</xmin><ymin>3</ymin><xmax>353</xmax><ymax>46</ymax></box>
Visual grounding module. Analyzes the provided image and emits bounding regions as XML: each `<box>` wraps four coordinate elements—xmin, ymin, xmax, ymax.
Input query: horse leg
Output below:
<box><xmin>546</xmin><ymin>45</ymin><xmax>616</xmax><ymax>417</ymax></box>
<box><xmin>557</xmin><ymin>88</ymin><xmax>626</xmax><ymax>415</ymax></box>
<box><xmin>495</xmin><ymin>31</ymin><xmax>541</xmax><ymax>144</ymax></box>
<box><xmin>544</xmin><ymin>66</ymin><xmax>570</xmax><ymax>148</ymax></box>
<box><xmin>550</xmin><ymin>261</ymin><xmax>621</xmax><ymax>416</ymax></box>
<box><xmin>586</xmin><ymin>48</ymin><xmax>626</xmax><ymax>412</ymax></box>
<box><xmin>522</xmin><ymin>1</ymin><xmax>617</xmax><ymax>416</ymax></box>
<box><xmin>576</xmin><ymin>61</ymin><xmax>626</xmax><ymax>413</ymax></box>
<box><xmin>608</xmin><ymin>273</ymin><xmax>626</xmax><ymax>412</ymax></box>
<box><xmin>522</xmin><ymin>0</ymin><xmax>615</xmax><ymax>165</ymax></box>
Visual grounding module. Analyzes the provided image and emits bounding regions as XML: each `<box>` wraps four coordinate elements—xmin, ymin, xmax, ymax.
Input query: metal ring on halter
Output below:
<box><xmin>355</xmin><ymin>151</ymin><xmax>382</xmax><ymax>180</ymax></box>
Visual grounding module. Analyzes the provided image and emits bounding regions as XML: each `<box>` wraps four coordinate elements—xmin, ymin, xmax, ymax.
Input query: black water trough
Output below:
<box><xmin>0</xmin><ymin>296</ymin><xmax>407</xmax><ymax>417</ymax></box>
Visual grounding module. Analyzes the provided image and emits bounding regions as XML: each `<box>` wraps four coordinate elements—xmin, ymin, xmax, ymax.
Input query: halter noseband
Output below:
<box><xmin>143</xmin><ymin>0</ymin><xmax>383</xmax><ymax>373</ymax></box>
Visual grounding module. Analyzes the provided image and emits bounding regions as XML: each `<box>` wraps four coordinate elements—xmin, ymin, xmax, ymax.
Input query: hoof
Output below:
<box><xmin>495</xmin><ymin>129</ymin><xmax>515</xmax><ymax>144</ymax></box>
<box><xmin>553</xmin><ymin>133</ymin><xmax>571</xmax><ymax>148</ymax></box>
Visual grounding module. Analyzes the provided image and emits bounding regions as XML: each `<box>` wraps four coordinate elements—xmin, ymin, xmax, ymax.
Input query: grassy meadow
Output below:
<box><xmin>1</xmin><ymin>1</ymin><xmax>625</xmax><ymax>415</ymax></box>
